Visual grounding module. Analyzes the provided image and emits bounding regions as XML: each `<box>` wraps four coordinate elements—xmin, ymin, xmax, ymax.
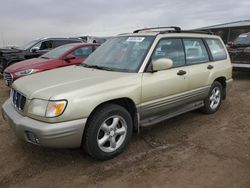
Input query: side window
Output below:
<box><xmin>39</xmin><ymin>40</ymin><xmax>53</xmax><ymax>50</ymax></box>
<box><xmin>72</xmin><ymin>46</ymin><xmax>93</xmax><ymax>57</ymax></box>
<box><xmin>205</xmin><ymin>39</ymin><xmax>227</xmax><ymax>61</ymax></box>
<box><xmin>183</xmin><ymin>39</ymin><xmax>209</xmax><ymax>65</ymax></box>
<box><xmin>53</xmin><ymin>40</ymin><xmax>65</xmax><ymax>47</ymax></box>
<box><xmin>151</xmin><ymin>38</ymin><xmax>185</xmax><ymax>68</ymax></box>
<box><xmin>53</xmin><ymin>40</ymin><xmax>80</xmax><ymax>48</ymax></box>
<box><xmin>93</xmin><ymin>45</ymin><xmax>99</xmax><ymax>51</ymax></box>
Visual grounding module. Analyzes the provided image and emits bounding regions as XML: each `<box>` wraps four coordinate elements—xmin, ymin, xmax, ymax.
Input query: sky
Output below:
<box><xmin>0</xmin><ymin>0</ymin><xmax>250</xmax><ymax>47</ymax></box>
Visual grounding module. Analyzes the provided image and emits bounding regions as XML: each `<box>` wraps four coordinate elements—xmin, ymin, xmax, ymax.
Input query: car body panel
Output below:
<box><xmin>0</xmin><ymin>38</ymin><xmax>83</xmax><ymax>73</ymax></box>
<box><xmin>3</xmin><ymin>43</ymin><xmax>99</xmax><ymax>86</ymax></box>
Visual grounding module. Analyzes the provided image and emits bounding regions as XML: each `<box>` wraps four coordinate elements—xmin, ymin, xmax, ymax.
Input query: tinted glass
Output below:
<box><xmin>183</xmin><ymin>39</ymin><xmax>209</xmax><ymax>65</ymax></box>
<box><xmin>234</xmin><ymin>34</ymin><xmax>250</xmax><ymax>45</ymax></box>
<box><xmin>206</xmin><ymin>39</ymin><xmax>227</xmax><ymax>61</ymax></box>
<box><xmin>72</xmin><ymin>46</ymin><xmax>93</xmax><ymax>57</ymax></box>
<box><xmin>41</xmin><ymin>44</ymin><xmax>76</xmax><ymax>59</ymax></box>
<box><xmin>152</xmin><ymin>38</ymin><xmax>185</xmax><ymax>68</ymax></box>
<box><xmin>54</xmin><ymin>40</ymin><xmax>81</xmax><ymax>47</ymax></box>
<box><xmin>40</xmin><ymin>40</ymin><xmax>53</xmax><ymax>50</ymax></box>
<box><xmin>20</xmin><ymin>40</ymin><xmax>39</xmax><ymax>50</ymax></box>
<box><xmin>83</xmin><ymin>36</ymin><xmax>154</xmax><ymax>72</ymax></box>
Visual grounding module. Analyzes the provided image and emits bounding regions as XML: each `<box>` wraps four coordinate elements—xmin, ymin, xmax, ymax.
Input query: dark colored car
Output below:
<box><xmin>3</xmin><ymin>43</ymin><xmax>99</xmax><ymax>86</ymax></box>
<box><xmin>0</xmin><ymin>38</ymin><xmax>83</xmax><ymax>74</ymax></box>
<box><xmin>228</xmin><ymin>33</ymin><xmax>250</xmax><ymax>70</ymax></box>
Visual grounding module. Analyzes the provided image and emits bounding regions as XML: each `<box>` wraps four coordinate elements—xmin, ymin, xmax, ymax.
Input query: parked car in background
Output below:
<box><xmin>2</xmin><ymin>27</ymin><xmax>232</xmax><ymax>160</ymax></box>
<box><xmin>3</xmin><ymin>43</ymin><xmax>99</xmax><ymax>86</ymax></box>
<box><xmin>227</xmin><ymin>33</ymin><xmax>250</xmax><ymax>70</ymax></box>
<box><xmin>0</xmin><ymin>37</ymin><xmax>83</xmax><ymax>74</ymax></box>
<box><xmin>80</xmin><ymin>35</ymin><xmax>111</xmax><ymax>44</ymax></box>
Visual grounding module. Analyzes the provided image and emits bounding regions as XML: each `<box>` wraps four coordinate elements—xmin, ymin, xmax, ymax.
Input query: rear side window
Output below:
<box><xmin>183</xmin><ymin>39</ymin><xmax>209</xmax><ymax>65</ymax></box>
<box><xmin>205</xmin><ymin>39</ymin><xmax>227</xmax><ymax>61</ymax></box>
<box><xmin>151</xmin><ymin>38</ymin><xmax>185</xmax><ymax>68</ymax></box>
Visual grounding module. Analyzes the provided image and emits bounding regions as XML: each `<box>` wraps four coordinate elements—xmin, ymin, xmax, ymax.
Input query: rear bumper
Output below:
<box><xmin>226</xmin><ymin>79</ymin><xmax>233</xmax><ymax>93</ymax></box>
<box><xmin>2</xmin><ymin>99</ymin><xmax>87</xmax><ymax>148</ymax></box>
<box><xmin>232</xmin><ymin>63</ymin><xmax>250</xmax><ymax>71</ymax></box>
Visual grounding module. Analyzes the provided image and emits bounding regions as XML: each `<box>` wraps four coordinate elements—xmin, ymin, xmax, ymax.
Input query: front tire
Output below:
<box><xmin>201</xmin><ymin>81</ymin><xmax>223</xmax><ymax>114</ymax></box>
<box><xmin>83</xmin><ymin>104</ymin><xmax>133</xmax><ymax>160</ymax></box>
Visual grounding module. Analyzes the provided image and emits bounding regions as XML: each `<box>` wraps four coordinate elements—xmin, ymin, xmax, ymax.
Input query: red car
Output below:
<box><xmin>3</xmin><ymin>43</ymin><xmax>99</xmax><ymax>86</ymax></box>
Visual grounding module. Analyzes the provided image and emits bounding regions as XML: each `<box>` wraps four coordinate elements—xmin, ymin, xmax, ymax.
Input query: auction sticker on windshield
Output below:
<box><xmin>127</xmin><ymin>37</ymin><xmax>145</xmax><ymax>42</ymax></box>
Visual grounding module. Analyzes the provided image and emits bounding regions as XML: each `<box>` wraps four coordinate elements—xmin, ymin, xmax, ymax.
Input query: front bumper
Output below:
<box><xmin>2</xmin><ymin>99</ymin><xmax>87</xmax><ymax>148</ymax></box>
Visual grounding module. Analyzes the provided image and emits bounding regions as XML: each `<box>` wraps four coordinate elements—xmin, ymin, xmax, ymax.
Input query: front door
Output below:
<box><xmin>140</xmin><ymin>38</ymin><xmax>189</xmax><ymax>119</ymax></box>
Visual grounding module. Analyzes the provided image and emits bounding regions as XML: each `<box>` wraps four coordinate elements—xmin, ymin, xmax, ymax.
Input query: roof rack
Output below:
<box><xmin>181</xmin><ymin>30</ymin><xmax>214</xmax><ymax>35</ymax></box>
<box><xmin>133</xmin><ymin>26</ymin><xmax>181</xmax><ymax>33</ymax></box>
<box><xmin>132</xmin><ymin>27</ymin><xmax>214</xmax><ymax>35</ymax></box>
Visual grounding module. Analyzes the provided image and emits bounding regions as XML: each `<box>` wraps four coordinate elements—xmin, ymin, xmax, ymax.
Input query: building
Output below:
<box><xmin>198</xmin><ymin>20</ymin><xmax>250</xmax><ymax>44</ymax></box>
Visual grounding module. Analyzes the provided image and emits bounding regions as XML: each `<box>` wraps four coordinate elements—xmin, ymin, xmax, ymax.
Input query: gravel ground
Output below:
<box><xmin>0</xmin><ymin>71</ymin><xmax>249</xmax><ymax>188</ymax></box>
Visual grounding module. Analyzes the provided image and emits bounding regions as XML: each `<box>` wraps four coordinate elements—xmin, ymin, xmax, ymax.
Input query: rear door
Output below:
<box><xmin>183</xmin><ymin>38</ymin><xmax>212</xmax><ymax>91</ymax></box>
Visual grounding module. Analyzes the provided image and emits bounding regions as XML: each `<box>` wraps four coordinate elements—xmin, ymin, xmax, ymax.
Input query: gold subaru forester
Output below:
<box><xmin>2</xmin><ymin>27</ymin><xmax>233</xmax><ymax>160</ymax></box>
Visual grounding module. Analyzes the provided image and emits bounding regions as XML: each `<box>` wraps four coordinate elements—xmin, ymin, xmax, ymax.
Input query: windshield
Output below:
<box><xmin>19</xmin><ymin>40</ymin><xmax>40</xmax><ymax>50</ymax></box>
<box><xmin>41</xmin><ymin>44</ymin><xmax>76</xmax><ymax>59</ymax></box>
<box><xmin>83</xmin><ymin>36</ymin><xmax>154</xmax><ymax>72</ymax></box>
<box><xmin>234</xmin><ymin>34</ymin><xmax>250</xmax><ymax>45</ymax></box>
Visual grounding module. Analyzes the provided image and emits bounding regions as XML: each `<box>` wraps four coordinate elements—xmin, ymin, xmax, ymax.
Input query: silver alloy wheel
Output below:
<box><xmin>97</xmin><ymin>115</ymin><xmax>127</xmax><ymax>153</ymax></box>
<box><xmin>209</xmin><ymin>86</ymin><xmax>221</xmax><ymax>110</ymax></box>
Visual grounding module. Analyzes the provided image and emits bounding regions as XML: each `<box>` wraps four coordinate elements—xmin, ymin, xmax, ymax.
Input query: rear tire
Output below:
<box><xmin>200</xmin><ymin>81</ymin><xmax>223</xmax><ymax>114</ymax></box>
<box><xmin>83</xmin><ymin>104</ymin><xmax>133</xmax><ymax>160</ymax></box>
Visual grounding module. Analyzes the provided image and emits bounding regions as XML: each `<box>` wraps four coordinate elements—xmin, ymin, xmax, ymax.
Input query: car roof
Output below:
<box><xmin>119</xmin><ymin>32</ymin><xmax>221</xmax><ymax>39</ymax></box>
<box><xmin>65</xmin><ymin>43</ymin><xmax>100</xmax><ymax>48</ymax></box>
<box><xmin>38</xmin><ymin>37</ymin><xmax>83</xmax><ymax>41</ymax></box>
<box><xmin>119</xmin><ymin>27</ymin><xmax>220</xmax><ymax>39</ymax></box>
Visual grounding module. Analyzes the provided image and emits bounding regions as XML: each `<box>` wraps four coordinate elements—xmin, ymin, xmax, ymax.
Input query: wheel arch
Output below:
<box><xmin>214</xmin><ymin>76</ymin><xmax>227</xmax><ymax>99</ymax></box>
<box><xmin>86</xmin><ymin>97</ymin><xmax>139</xmax><ymax>133</ymax></box>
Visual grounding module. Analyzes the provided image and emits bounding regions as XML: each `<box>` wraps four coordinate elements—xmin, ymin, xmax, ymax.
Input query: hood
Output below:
<box><xmin>13</xmin><ymin>65</ymin><xmax>141</xmax><ymax>100</ymax></box>
<box><xmin>0</xmin><ymin>47</ymin><xmax>23</xmax><ymax>55</ymax></box>
<box><xmin>5</xmin><ymin>58</ymin><xmax>57</xmax><ymax>73</ymax></box>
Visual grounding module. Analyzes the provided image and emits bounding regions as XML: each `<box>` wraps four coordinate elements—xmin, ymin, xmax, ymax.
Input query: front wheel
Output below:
<box><xmin>83</xmin><ymin>104</ymin><xmax>133</xmax><ymax>160</ymax></box>
<box><xmin>200</xmin><ymin>81</ymin><xmax>223</xmax><ymax>114</ymax></box>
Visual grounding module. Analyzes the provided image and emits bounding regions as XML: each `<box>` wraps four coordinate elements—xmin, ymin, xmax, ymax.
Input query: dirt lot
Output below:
<box><xmin>0</xmin><ymin>72</ymin><xmax>249</xmax><ymax>188</ymax></box>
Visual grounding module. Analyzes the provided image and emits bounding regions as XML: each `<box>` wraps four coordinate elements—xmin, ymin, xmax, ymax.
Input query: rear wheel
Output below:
<box><xmin>201</xmin><ymin>81</ymin><xmax>223</xmax><ymax>114</ymax></box>
<box><xmin>83</xmin><ymin>104</ymin><xmax>133</xmax><ymax>160</ymax></box>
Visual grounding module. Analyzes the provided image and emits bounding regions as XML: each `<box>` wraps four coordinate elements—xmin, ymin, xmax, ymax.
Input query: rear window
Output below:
<box><xmin>205</xmin><ymin>39</ymin><xmax>227</xmax><ymax>61</ymax></box>
<box><xmin>234</xmin><ymin>34</ymin><xmax>250</xmax><ymax>45</ymax></box>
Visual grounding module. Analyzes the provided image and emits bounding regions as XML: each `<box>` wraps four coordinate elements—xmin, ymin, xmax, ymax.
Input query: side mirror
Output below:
<box><xmin>64</xmin><ymin>54</ymin><xmax>76</xmax><ymax>62</ymax></box>
<box><xmin>152</xmin><ymin>58</ymin><xmax>173</xmax><ymax>72</ymax></box>
<box><xmin>31</xmin><ymin>47</ymin><xmax>39</xmax><ymax>53</ymax></box>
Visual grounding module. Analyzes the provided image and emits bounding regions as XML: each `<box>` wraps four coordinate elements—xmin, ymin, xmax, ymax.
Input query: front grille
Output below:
<box><xmin>11</xmin><ymin>89</ymin><xmax>26</xmax><ymax>111</ymax></box>
<box><xmin>3</xmin><ymin>71</ymin><xmax>13</xmax><ymax>86</ymax></box>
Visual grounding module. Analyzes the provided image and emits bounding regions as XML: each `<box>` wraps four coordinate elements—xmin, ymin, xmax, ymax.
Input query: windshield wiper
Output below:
<box><xmin>81</xmin><ymin>64</ymin><xmax>113</xmax><ymax>71</ymax></box>
<box><xmin>40</xmin><ymin>56</ymin><xmax>50</xmax><ymax>59</ymax></box>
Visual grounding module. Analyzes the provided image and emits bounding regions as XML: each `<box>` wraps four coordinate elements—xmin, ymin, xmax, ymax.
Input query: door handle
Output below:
<box><xmin>207</xmin><ymin>65</ymin><xmax>214</xmax><ymax>70</ymax></box>
<box><xmin>177</xmin><ymin>70</ymin><xmax>187</xmax><ymax>76</ymax></box>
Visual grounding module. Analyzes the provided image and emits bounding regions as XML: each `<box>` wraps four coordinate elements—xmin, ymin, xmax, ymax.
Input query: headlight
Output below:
<box><xmin>28</xmin><ymin>99</ymin><xmax>67</xmax><ymax>118</ymax></box>
<box><xmin>15</xmin><ymin>69</ymin><xmax>39</xmax><ymax>76</ymax></box>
